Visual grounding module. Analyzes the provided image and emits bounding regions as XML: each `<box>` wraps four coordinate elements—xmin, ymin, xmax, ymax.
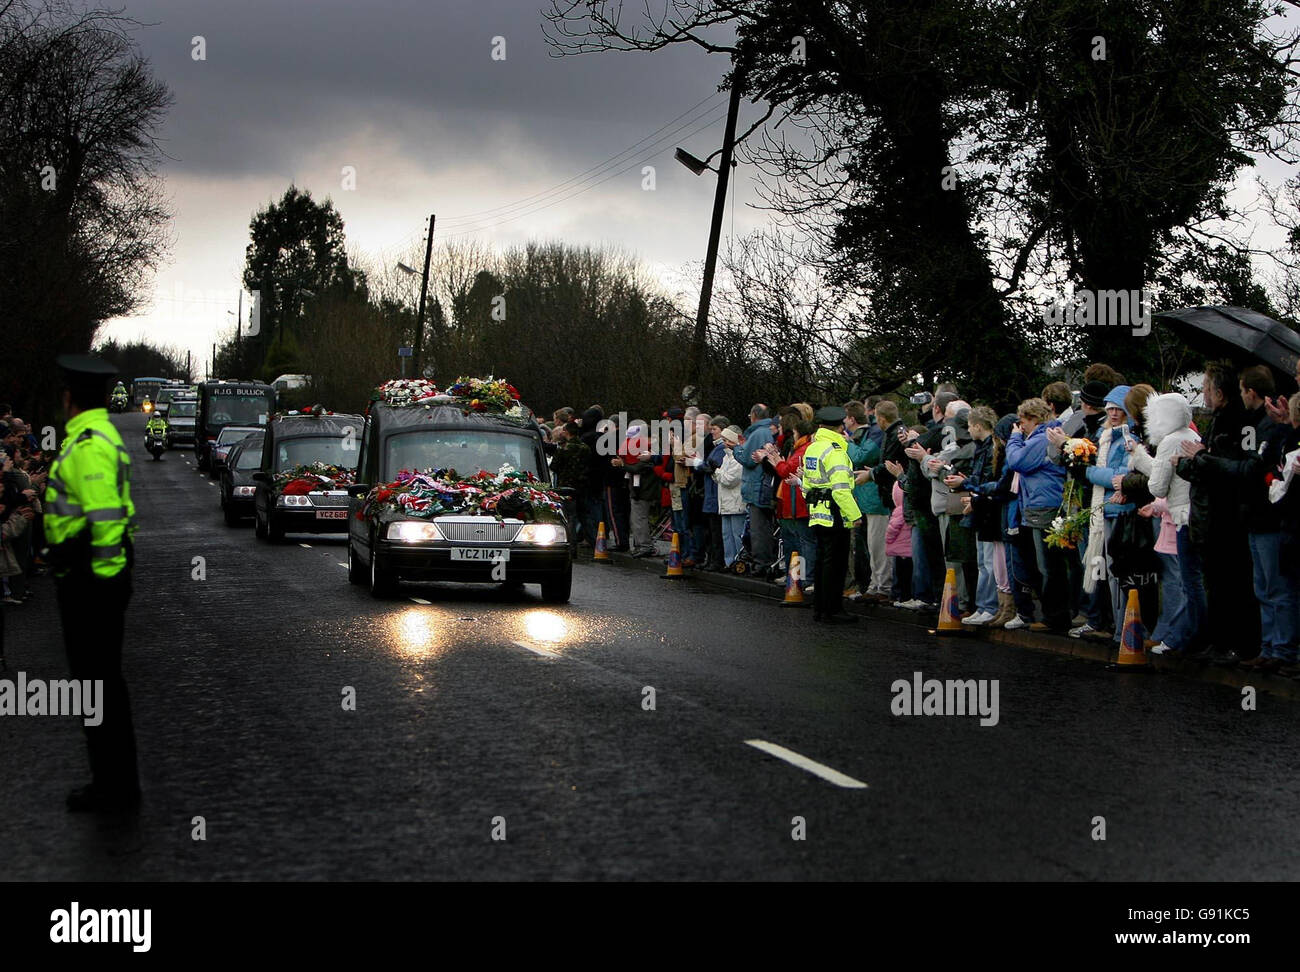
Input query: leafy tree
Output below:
<box><xmin>545</xmin><ymin>0</ymin><xmax>1298</xmax><ymax>396</ymax></box>
<box><xmin>241</xmin><ymin>185</ymin><xmax>364</xmax><ymax>375</ymax></box>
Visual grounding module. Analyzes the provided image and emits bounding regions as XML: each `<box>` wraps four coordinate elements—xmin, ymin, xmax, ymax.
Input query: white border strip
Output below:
<box><xmin>744</xmin><ymin>739</ymin><xmax>868</xmax><ymax>789</ymax></box>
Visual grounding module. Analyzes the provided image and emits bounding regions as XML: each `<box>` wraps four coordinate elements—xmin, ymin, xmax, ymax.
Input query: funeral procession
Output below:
<box><xmin>2</xmin><ymin>0</ymin><xmax>1299</xmax><ymax>947</ymax></box>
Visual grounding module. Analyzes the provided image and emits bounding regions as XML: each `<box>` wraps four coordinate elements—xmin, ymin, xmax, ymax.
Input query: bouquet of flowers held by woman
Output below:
<box><xmin>1059</xmin><ymin>437</ymin><xmax>1098</xmax><ymax>471</ymax></box>
<box><xmin>360</xmin><ymin>467</ymin><xmax>564</xmax><ymax>523</ymax></box>
<box><xmin>1045</xmin><ymin>438</ymin><xmax>1100</xmax><ymax>548</ymax></box>
<box><xmin>372</xmin><ymin>378</ymin><xmax>440</xmax><ymax>408</ymax></box>
<box><xmin>274</xmin><ymin>461</ymin><xmax>356</xmax><ymax>494</ymax></box>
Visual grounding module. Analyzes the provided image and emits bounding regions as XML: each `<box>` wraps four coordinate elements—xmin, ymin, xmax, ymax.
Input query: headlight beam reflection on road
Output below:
<box><xmin>511</xmin><ymin>609</ymin><xmax>570</xmax><ymax>658</ymax></box>
<box><xmin>384</xmin><ymin>606</ymin><xmax>446</xmax><ymax>661</ymax></box>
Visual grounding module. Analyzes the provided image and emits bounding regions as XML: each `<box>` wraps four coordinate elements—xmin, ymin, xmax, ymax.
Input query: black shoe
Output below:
<box><xmin>67</xmin><ymin>784</ymin><xmax>140</xmax><ymax>814</ymax></box>
<box><xmin>1213</xmin><ymin>651</ymin><xmax>1244</xmax><ymax>667</ymax></box>
<box><xmin>817</xmin><ymin>612</ymin><xmax>859</xmax><ymax>625</ymax></box>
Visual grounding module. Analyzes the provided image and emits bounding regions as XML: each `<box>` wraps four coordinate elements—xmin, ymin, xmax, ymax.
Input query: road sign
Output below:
<box><xmin>398</xmin><ymin>346</ymin><xmax>413</xmax><ymax>358</ymax></box>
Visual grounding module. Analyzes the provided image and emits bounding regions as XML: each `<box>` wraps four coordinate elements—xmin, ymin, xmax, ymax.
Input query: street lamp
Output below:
<box><xmin>674</xmin><ymin>148</ymin><xmax>715</xmax><ymax>176</ymax></box>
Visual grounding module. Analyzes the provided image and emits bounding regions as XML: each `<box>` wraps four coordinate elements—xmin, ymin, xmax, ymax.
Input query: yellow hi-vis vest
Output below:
<box><xmin>802</xmin><ymin>427</ymin><xmax>861</xmax><ymax>528</ymax></box>
<box><xmin>43</xmin><ymin>408</ymin><xmax>136</xmax><ymax>578</ymax></box>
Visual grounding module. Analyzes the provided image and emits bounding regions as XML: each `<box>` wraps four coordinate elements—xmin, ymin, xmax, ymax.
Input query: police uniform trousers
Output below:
<box><xmin>813</xmin><ymin>505</ymin><xmax>851</xmax><ymax>618</ymax></box>
<box><xmin>56</xmin><ymin>569</ymin><xmax>140</xmax><ymax>802</ymax></box>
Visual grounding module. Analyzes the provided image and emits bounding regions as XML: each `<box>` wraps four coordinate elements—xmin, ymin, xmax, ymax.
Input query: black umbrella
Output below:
<box><xmin>1153</xmin><ymin>305</ymin><xmax>1300</xmax><ymax>384</ymax></box>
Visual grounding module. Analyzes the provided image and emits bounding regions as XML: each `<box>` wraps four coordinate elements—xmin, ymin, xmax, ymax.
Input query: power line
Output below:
<box><xmin>438</xmin><ymin>105</ymin><xmax>733</xmax><ymax>240</ymax></box>
<box><xmin>439</xmin><ymin>91</ymin><xmax>727</xmax><ymax>226</ymax></box>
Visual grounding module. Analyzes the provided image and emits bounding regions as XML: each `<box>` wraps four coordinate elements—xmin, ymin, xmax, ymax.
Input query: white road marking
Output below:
<box><xmin>409</xmin><ymin>597</ymin><xmax>431</xmax><ymax>605</ymax></box>
<box><xmin>299</xmin><ymin>543</ymin><xmax>312</xmax><ymax>549</ymax></box>
<box><xmin>743</xmin><ymin>739</ymin><xmax>868</xmax><ymax>789</ymax></box>
<box><xmin>513</xmin><ymin>640</ymin><xmax>559</xmax><ymax>658</ymax></box>
<box><xmin>337</xmin><ymin>562</ymin><xmax>348</xmax><ymax>568</ymax></box>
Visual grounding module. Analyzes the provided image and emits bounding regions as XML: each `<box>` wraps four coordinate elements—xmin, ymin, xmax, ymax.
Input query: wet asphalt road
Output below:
<box><xmin>2</xmin><ymin>411</ymin><xmax>1298</xmax><ymax>881</ymax></box>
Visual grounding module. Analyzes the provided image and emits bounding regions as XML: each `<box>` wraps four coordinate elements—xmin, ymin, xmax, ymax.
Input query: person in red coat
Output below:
<box><xmin>758</xmin><ymin>404</ymin><xmax>817</xmax><ymax>587</ymax></box>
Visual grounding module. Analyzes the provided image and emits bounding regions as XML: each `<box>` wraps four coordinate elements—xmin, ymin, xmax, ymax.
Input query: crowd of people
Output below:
<box><xmin>0</xmin><ymin>404</ymin><xmax>51</xmax><ymax>661</ymax></box>
<box><xmin>8</xmin><ymin>361</ymin><xmax>1300</xmax><ymax>670</ymax></box>
<box><xmin>539</xmin><ymin>356</ymin><xmax>1300</xmax><ymax>673</ymax></box>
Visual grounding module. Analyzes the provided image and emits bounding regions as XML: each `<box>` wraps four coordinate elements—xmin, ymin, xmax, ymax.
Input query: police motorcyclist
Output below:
<box><xmin>44</xmin><ymin>354</ymin><xmax>141</xmax><ymax>814</ymax></box>
<box><xmin>145</xmin><ymin>410</ymin><xmax>169</xmax><ymax>453</ymax></box>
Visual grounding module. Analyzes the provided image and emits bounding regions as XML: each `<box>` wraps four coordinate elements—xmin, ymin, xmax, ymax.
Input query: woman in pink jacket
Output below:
<box><xmin>886</xmin><ymin>480</ymin><xmax>913</xmax><ymax>605</ymax></box>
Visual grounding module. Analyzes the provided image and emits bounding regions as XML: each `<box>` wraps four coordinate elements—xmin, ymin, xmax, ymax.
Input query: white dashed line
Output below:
<box><xmin>743</xmin><ymin>739</ymin><xmax>868</xmax><ymax>789</ymax></box>
<box><xmin>299</xmin><ymin>543</ymin><xmax>312</xmax><ymax>549</ymax></box>
<box><xmin>512</xmin><ymin>640</ymin><xmax>559</xmax><ymax>658</ymax></box>
<box><xmin>409</xmin><ymin>597</ymin><xmax>431</xmax><ymax>605</ymax></box>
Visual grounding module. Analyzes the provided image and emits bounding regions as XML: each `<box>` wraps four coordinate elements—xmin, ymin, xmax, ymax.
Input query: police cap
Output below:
<box><xmin>57</xmin><ymin>353</ymin><xmax>119</xmax><ymax>404</ymax></box>
<box><xmin>815</xmin><ymin>405</ymin><xmax>846</xmax><ymax>425</ymax></box>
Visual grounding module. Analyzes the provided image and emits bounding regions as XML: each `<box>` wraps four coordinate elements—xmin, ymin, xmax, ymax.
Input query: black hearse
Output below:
<box><xmin>345</xmin><ymin>398</ymin><xmax>572</xmax><ymax>601</ymax></box>
<box><xmin>252</xmin><ymin>411</ymin><xmax>364</xmax><ymax>541</ymax></box>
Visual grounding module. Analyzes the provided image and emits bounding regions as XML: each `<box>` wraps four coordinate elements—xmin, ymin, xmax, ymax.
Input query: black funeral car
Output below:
<box><xmin>345</xmin><ymin>398</ymin><xmax>572</xmax><ymax>601</ymax></box>
<box><xmin>218</xmin><ymin>431</ymin><xmax>265</xmax><ymax>526</ymax></box>
<box><xmin>253</xmin><ymin>411</ymin><xmax>364</xmax><ymax>541</ymax></box>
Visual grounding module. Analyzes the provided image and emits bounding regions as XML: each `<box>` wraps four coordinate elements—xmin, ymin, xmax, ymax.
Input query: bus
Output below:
<box><xmin>132</xmin><ymin>377</ymin><xmax>166</xmax><ymax>408</ymax></box>
<box><xmin>195</xmin><ymin>380</ymin><xmax>277</xmax><ymax>470</ymax></box>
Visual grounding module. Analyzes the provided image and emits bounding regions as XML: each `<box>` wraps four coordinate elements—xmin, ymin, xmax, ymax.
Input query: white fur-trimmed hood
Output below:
<box><xmin>1144</xmin><ymin>393</ymin><xmax>1192</xmax><ymax>448</ymax></box>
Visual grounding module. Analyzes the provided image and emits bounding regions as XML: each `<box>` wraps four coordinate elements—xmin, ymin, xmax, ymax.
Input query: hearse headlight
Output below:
<box><xmin>233</xmin><ymin>485</ymin><xmax>255</xmax><ymax>497</ymax></box>
<box><xmin>386</xmin><ymin>521</ymin><xmax>442</xmax><ymax>542</ymax></box>
<box><xmin>277</xmin><ymin>494</ymin><xmax>314</xmax><ymax>507</ymax></box>
<box><xmin>518</xmin><ymin>523</ymin><xmax>564</xmax><ymax>545</ymax></box>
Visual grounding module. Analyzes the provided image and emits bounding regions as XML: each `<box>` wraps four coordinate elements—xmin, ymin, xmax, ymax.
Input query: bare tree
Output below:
<box><xmin>0</xmin><ymin>0</ymin><xmax>171</xmax><ymax>416</ymax></box>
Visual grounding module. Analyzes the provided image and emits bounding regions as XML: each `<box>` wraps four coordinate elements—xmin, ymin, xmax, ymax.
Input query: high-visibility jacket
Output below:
<box><xmin>802</xmin><ymin>427</ymin><xmax>861</xmax><ymax>528</ymax></box>
<box><xmin>145</xmin><ymin>415</ymin><xmax>169</xmax><ymax>436</ymax></box>
<box><xmin>43</xmin><ymin>408</ymin><xmax>135</xmax><ymax>579</ymax></box>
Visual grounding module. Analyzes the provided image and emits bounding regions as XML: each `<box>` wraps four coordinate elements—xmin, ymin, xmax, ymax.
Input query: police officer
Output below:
<box><xmin>44</xmin><ymin>355</ymin><xmax>141</xmax><ymax>813</ymax></box>
<box><xmin>144</xmin><ymin>408</ymin><xmax>169</xmax><ymax>457</ymax></box>
<box><xmin>803</xmin><ymin>405</ymin><xmax>862</xmax><ymax>623</ymax></box>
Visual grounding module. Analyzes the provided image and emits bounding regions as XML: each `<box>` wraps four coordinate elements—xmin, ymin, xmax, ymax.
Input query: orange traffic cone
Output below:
<box><xmin>661</xmin><ymin>532</ymin><xmax>685</xmax><ymax>579</ymax></box>
<box><xmin>930</xmin><ymin>567</ymin><xmax>965</xmax><ymax>635</ymax></box>
<box><xmin>782</xmin><ymin>551</ymin><xmax>807</xmax><ymax>607</ymax></box>
<box><xmin>1111</xmin><ymin>588</ymin><xmax>1150</xmax><ymax>670</ymax></box>
<box><xmin>593</xmin><ymin>521</ymin><xmax>610</xmax><ymax>563</ymax></box>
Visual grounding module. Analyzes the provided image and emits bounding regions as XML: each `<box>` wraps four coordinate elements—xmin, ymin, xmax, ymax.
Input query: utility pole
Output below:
<box><xmin>687</xmin><ymin>64</ymin><xmax>745</xmax><ymax>393</ymax></box>
<box><xmin>237</xmin><ymin>290</ymin><xmax>242</xmax><ymax>345</ymax></box>
<box><xmin>414</xmin><ymin>214</ymin><xmax>436</xmax><ymax>379</ymax></box>
<box><xmin>186</xmin><ymin>350</ymin><xmax>191</xmax><ymax>382</ymax></box>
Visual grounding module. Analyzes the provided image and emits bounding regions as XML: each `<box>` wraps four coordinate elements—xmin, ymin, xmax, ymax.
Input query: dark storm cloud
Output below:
<box><xmin>123</xmin><ymin>0</ymin><xmax>735</xmax><ymax>183</ymax></box>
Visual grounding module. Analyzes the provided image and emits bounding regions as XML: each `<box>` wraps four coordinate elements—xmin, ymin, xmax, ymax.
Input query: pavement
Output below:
<box><xmin>607</xmin><ymin>543</ymin><xmax>1300</xmax><ymax>702</ymax></box>
<box><xmin>2</xmin><ymin>411</ymin><xmax>1297</xmax><ymax>881</ymax></box>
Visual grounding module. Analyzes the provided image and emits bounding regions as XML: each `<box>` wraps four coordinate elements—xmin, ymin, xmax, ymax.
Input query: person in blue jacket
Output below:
<box><xmin>1004</xmin><ymin>397</ymin><xmax>1069</xmax><ymax>632</ymax></box>
<box><xmin>1075</xmin><ymin>385</ymin><xmax>1143</xmax><ymax>644</ymax></box>
<box><xmin>734</xmin><ymin>405</ymin><xmax>778</xmax><ymax>575</ymax></box>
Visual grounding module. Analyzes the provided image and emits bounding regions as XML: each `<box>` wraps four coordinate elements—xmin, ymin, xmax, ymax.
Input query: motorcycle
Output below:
<box><xmin>109</xmin><ymin>395</ymin><xmax>128</xmax><ymax>414</ymax></box>
<box><xmin>145</xmin><ymin>431</ymin><xmax>167</xmax><ymax>461</ymax></box>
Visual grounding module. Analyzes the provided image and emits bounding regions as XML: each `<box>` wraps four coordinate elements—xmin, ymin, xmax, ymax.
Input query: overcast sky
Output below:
<box><xmin>103</xmin><ymin>0</ymin><xmax>770</xmax><ymax>374</ymax></box>
<box><xmin>102</xmin><ymin>1</ymin><xmax>1299</xmax><ymax>377</ymax></box>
